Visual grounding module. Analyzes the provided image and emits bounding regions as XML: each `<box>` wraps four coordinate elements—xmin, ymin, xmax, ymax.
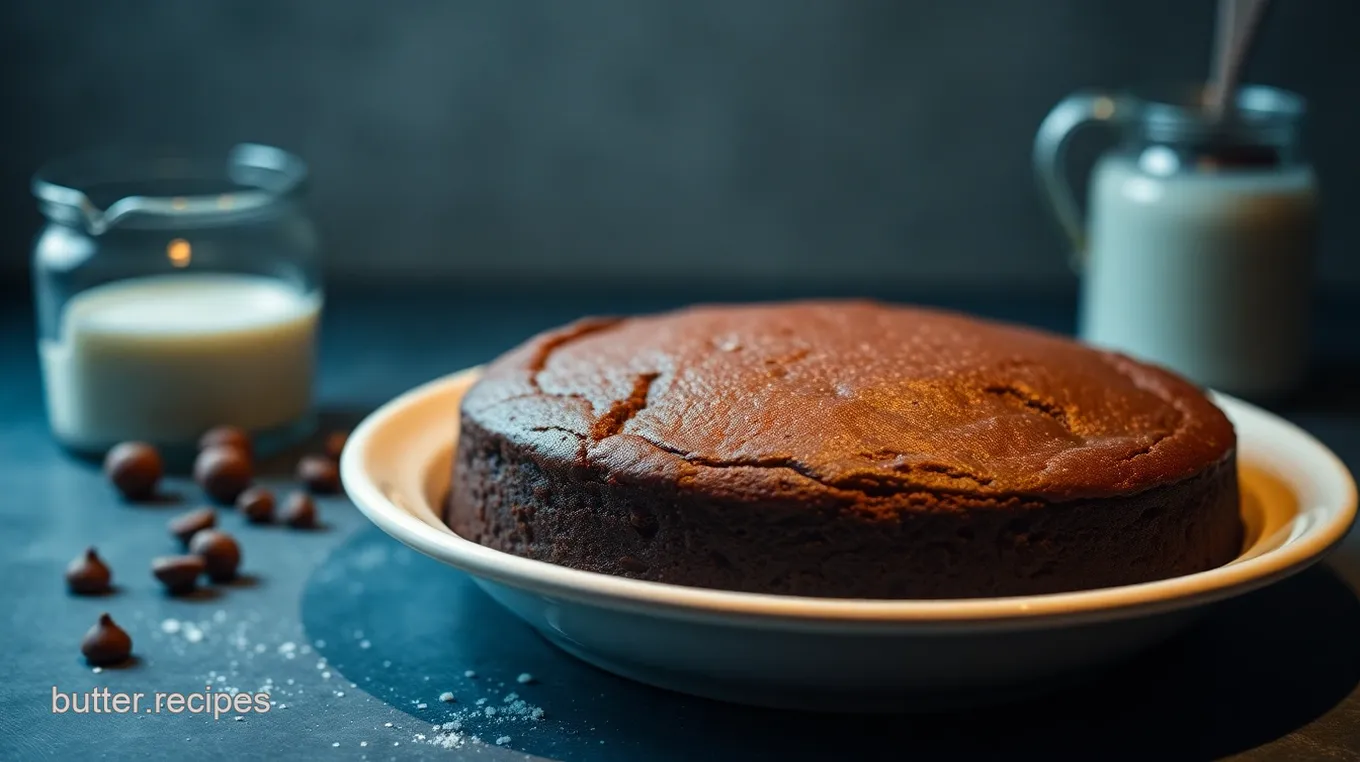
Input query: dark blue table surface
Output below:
<box><xmin>2</xmin><ymin>284</ymin><xmax>1359</xmax><ymax>761</ymax></box>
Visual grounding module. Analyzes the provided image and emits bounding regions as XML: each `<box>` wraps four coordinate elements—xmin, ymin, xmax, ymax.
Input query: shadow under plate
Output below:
<box><xmin>301</xmin><ymin>526</ymin><xmax>1360</xmax><ymax>762</ymax></box>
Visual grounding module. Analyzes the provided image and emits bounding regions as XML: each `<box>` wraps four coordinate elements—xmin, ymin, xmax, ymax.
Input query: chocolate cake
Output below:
<box><xmin>447</xmin><ymin>301</ymin><xmax>1240</xmax><ymax>599</ymax></box>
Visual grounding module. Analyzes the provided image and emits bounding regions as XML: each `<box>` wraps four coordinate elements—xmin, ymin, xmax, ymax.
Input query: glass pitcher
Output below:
<box><xmin>31</xmin><ymin>143</ymin><xmax>322</xmax><ymax>458</ymax></box>
<box><xmin>1034</xmin><ymin>85</ymin><xmax>1317</xmax><ymax>399</ymax></box>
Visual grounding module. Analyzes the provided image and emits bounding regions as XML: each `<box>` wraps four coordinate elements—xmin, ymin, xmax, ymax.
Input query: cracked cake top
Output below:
<box><xmin>460</xmin><ymin>300</ymin><xmax>1235</xmax><ymax>502</ymax></box>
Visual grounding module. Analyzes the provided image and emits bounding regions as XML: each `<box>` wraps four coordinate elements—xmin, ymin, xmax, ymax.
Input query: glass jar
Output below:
<box><xmin>1034</xmin><ymin>85</ymin><xmax>1317</xmax><ymax>399</ymax></box>
<box><xmin>32</xmin><ymin>143</ymin><xmax>322</xmax><ymax>459</ymax></box>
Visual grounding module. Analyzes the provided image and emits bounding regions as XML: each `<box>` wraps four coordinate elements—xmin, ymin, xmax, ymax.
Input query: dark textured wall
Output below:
<box><xmin>2</xmin><ymin>0</ymin><xmax>1357</xmax><ymax>289</ymax></box>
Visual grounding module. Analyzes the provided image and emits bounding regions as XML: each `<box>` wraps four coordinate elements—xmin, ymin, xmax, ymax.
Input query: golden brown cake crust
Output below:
<box><xmin>447</xmin><ymin>300</ymin><xmax>1241</xmax><ymax>599</ymax></box>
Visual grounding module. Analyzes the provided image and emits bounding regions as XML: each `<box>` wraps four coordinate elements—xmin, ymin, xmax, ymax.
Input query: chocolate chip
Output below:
<box><xmin>297</xmin><ymin>455</ymin><xmax>340</xmax><ymax>495</ymax></box>
<box><xmin>151</xmin><ymin>555</ymin><xmax>207</xmax><ymax>595</ymax></box>
<box><xmin>628</xmin><ymin>509</ymin><xmax>658</xmax><ymax>539</ymax></box>
<box><xmin>323</xmin><ymin>430</ymin><xmax>349</xmax><ymax>461</ymax></box>
<box><xmin>168</xmin><ymin>507</ymin><xmax>216</xmax><ymax>548</ymax></box>
<box><xmin>282</xmin><ymin>491</ymin><xmax>318</xmax><ymax>529</ymax></box>
<box><xmin>619</xmin><ymin>555</ymin><xmax>648</xmax><ymax>573</ymax></box>
<box><xmin>103</xmin><ymin>442</ymin><xmax>163</xmax><ymax>501</ymax></box>
<box><xmin>236</xmin><ymin>487</ymin><xmax>275</xmax><ymax>524</ymax></box>
<box><xmin>81</xmin><ymin>613</ymin><xmax>132</xmax><ymax>667</ymax></box>
<box><xmin>65</xmin><ymin>547</ymin><xmax>112</xmax><ymax>595</ymax></box>
<box><xmin>198</xmin><ymin>425</ymin><xmax>253</xmax><ymax>458</ymax></box>
<box><xmin>188</xmin><ymin>530</ymin><xmax>241</xmax><ymax>582</ymax></box>
<box><xmin>194</xmin><ymin>446</ymin><xmax>253</xmax><ymax>504</ymax></box>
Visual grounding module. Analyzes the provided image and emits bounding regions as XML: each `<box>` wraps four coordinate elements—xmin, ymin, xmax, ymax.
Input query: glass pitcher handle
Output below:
<box><xmin>1033</xmin><ymin>91</ymin><xmax>1133</xmax><ymax>270</ymax></box>
<box><xmin>33</xmin><ymin>143</ymin><xmax>309</xmax><ymax>235</ymax></box>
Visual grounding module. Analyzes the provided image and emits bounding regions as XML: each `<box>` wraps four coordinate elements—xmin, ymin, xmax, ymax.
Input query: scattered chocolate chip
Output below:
<box><xmin>168</xmin><ymin>507</ymin><xmax>216</xmax><ymax>548</ymax></box>
<box><xmin>189</xmin><ymin>530</ymin><xmax>241</xmax><ymax>582</ymax></box>
<box><xmin>323</xmin><ymin>430</ymin><xmax>349</xmax><ymax>461</ymax></box>
<box><xmin>81</xmin><ymin>613</ymin><xmax>132</xmax><ymax>667</ymax></box>
<box><xmin>103</xmin><ymin>442</ymin><xmax>163</xmax><ymax>501</ymax></box>
<box><xmin>65</xmin><ymin>547</ymin><xmax>112</xmax><ymax>595</ymax></box>
<box><xmin>236</xmin><ymin>487</ymin><xmax>275</xmax><ymax>524</ymax></box>
<box><xmin>619</xmin><ymin>555</ymin><xmax>648</xmax><ymax>573</ymax></box>
<box><xmin>281</xmin><ymin>491</ymin><xmax>318</xmax><ymax>529</ymax></box>
<box><xmin>198</xmin><ymin>425</ymin><xmax>253</xmax><ymax>457</ymax></box>
<box><xmin>151</xmin><ymin>555</ymin><xmax>207</xmax><ymax>595</ymax></box>
<box><xmin>194</xmin><ymin>446</ymin><xmax>253</xmax><ymax>504</ymax></box>
<box><xmin>297</xmin><ymin>455</ymin><xmax>340</xmax><ymax>495</ymax></box>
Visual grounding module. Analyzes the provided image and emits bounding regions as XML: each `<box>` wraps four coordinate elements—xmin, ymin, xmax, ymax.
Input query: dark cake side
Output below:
<box><xmin>450</xmin><ymin>416</ymin><xmax>1239</xmax><ymax>599</ymax></box>
<box><xmin>446</xmin><ymin>300</ymin><xmax>1242</xmax><ymax>599</ymax></box>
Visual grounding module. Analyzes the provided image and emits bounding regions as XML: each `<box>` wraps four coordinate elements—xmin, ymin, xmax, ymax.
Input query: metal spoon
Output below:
<box><xmin>1206</xmin><ymin>0</ymin><xmax>1272</xmax><ymax>121</ymax></box>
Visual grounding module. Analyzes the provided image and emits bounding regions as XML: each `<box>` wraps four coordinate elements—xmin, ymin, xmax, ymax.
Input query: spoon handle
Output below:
<box><xmin>1207</xmin><ymin>0</ymin><xmax>1272</xmax><ymax>121</ymax></box>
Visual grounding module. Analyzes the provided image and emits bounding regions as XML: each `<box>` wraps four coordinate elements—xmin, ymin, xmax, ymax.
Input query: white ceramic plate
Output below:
<box><xmin>340</xmin><ymin>367</ymin><xmax>1357</xmax><ymax>712</ymax></box>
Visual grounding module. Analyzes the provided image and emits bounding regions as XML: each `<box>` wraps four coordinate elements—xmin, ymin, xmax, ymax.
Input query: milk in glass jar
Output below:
<box><xmin>31</xmin><ymin>144</ymin><xmax>322</xmax><ymax>458</ymax></box>
<box><xmin>1035</xmin><ymin>85</ymin><xmax>1317</xmax><ymax>399</ymax></box>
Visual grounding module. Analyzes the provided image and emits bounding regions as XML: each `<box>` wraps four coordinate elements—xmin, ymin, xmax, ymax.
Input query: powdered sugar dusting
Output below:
<box><xmin>412</xmin><ymin>677</ymin><xmax>546</xmax><ymax>750</ymax></box>
<box><xmin>149</xmin><ymin>597</ymin><xmax>550</xmax><ymax>751</ymax></box>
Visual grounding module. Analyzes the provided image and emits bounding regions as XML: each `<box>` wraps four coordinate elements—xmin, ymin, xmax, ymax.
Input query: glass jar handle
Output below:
<box><xmin>1033</xmin><ymin>91</ymin><xmax>1133</xmax><ymax>270</ymax></box>
<box><xmin>32</xmin><ymin>143</ymin><xmax>308</xmax><ymax>235</ymax></box>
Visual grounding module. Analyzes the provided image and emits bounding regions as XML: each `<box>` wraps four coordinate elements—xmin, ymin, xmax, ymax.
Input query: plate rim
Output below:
<box><xmin>340</xmin><ymin>367</ymin><xmax>1358</xmax><ymax>632</ymax></box>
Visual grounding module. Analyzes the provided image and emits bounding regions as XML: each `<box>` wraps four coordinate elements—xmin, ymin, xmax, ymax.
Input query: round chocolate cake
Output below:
<box><xmin>447</xmin><ymin>301</ymin><xmax>1241</xmax><ymax>599</ymax></box>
